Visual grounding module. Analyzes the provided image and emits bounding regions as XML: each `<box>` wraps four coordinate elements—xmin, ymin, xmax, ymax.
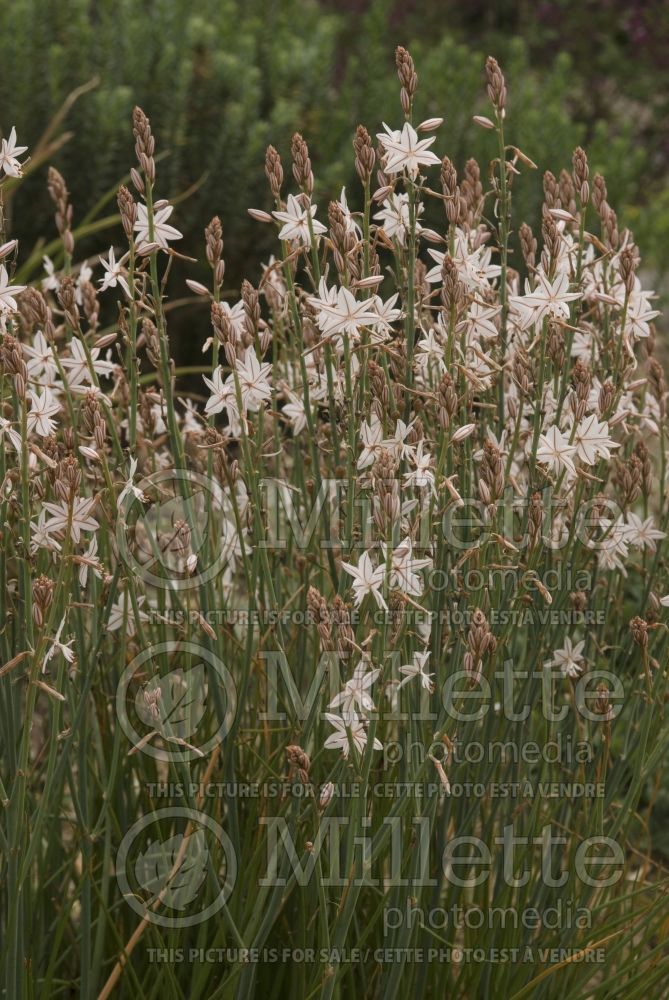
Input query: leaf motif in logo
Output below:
<box><xmin>134</xmin><ymin>830</ymin><xmax>208</xmax><ymax>910</ymax></box>
<box><xmin>135</xmin><ymin>664</ymin><xmax>207</xmax><ymax>740</ymax></box>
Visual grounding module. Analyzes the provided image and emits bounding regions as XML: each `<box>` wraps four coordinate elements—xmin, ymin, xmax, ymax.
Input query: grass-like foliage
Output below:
<box><xmin>1</xmin><ymin>47</ymin><xmax>668</xmax><ymax>1000</ymax></box>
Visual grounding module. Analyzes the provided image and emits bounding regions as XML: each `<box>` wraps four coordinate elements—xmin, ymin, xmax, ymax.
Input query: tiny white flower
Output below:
<box><xmin>118</xmin><ymin>457</ymin><xmax>148</xmax><ymax>508</ymax></box>
<box><xmin>0</xmin><ymin>264</ymin><xmax>26</xmax><ymax>315</ymax></box>
<box><xmin>282</xmin><ymin>389</ymin><xmax>307</xmax><ymax>435</ymax></box>
<box><xmin>42</xmin><ymin>615</ymin><xmax>76</xmax><ymax>673</ymax></box>
<box><xmin>323</xmin><ymin>712</ymin><xmax>382</xmax><ymax>758</ymax></box>
<box><xmin>99</xmin><ymin>247</ymin><xmax>131</xmax><ymax>297</ymax></box>
<box><xmin>0</xmin><ymin>127</ymin><xmax>28</xmax><ymax>177</ymax></box>
<box><xmin>536</xmin><ymin>425</ymin><xmax>577</xmax><ymax>478</ymax></box>
<box><xmin>357</xmin><ymin>416</ymin><xmax>384</xmax><ymax>470</ymax></box>
<box><xmin>272</xmin><ymin>194</ymin><xmax>326</xmax><ymax>247</ymax></box>
<box><xmin>330</xmin><ymin>663</ymin><xmax>381</xmax><ymax>722</ymax></box>
<box><xmin>624</xmin><ymin>513</ymin><xmax>665</xmax><ymax>552</ymax></box>
<box><xmin>550</xmin><ymin>637</ymin><xmax>586</xmax><ymax>679</ymax></box>
<box><xmin>399</xmin><ymin>651</ymin><xmax>434</xmax><ymax>692</ymax></box>
<box><xmin>23</xmin><ymin>330</ymin><xmax>58</xmax><ymax>385</ymax></box>
<box><xmin>106</xmin><ymin>592</ymin><xmax>149</xmax><ymax>637</ymax></box>
<box><xmin>340</xmin><ymin>550</ymin><xmax>387</xmax><ymax>610</ymax></box>
<box><xmin>376</xmin><ymin>122</ymin><xmax>440</xmax><ymax>177</ymax></box>
<box><xmin>233</xmin><ymin>348</ymin><xmax>272</xmax><ymax>411</ymax></box>
<box><xmin>27</xmin><ymin>386</ymin><xmax>60</xmax><ymax>437</ymax></box>
<box><xmin>42</xmin><ymin>255</ymin><xmax>60</xmax><ymax>293</ymax></box>
<box><xmin>572</xmin><ymin>414</ymin><xmax>619</xmax><ymax>466</ymax></box>
<box><xmin>510</xmin><ymin>271</ymin><xmax>580</xmax><ymax>326</ymax></box>
<box><xmin>42</xmin><ymin>497</ymin><xmax>99</xmax><ymax>544</ymax></box>
<box><xmin>61</xmin><ymin>338</ymin><xmax>114</xmax><ymax>386</ymax></box>
<box><xmin>134</xmin><ymin>203</ymin><xmax>182</xmax><ymax>251</ymax></box>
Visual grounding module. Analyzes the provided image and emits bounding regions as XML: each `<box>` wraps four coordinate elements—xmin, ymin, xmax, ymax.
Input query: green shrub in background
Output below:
<box><xmin>1</xmin><ymin>0</ymin><xmax>667</xmax><ymax>353</ymax></box>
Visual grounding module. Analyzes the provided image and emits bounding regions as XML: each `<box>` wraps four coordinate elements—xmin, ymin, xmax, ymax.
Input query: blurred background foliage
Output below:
<box><xmin>2</xmin><ymin>0</ymin><xmax>669</xmax><ymax>351</ymax></box>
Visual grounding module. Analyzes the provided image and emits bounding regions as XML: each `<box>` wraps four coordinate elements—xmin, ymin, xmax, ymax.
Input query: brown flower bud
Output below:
<box><xmin>132</xmin><ymin>106</ymin><xmax>156</xmax><ymax>184</ymax></box>
<box><xmin>265</xmin><ymin>145</ymin><xmax>284</xmax><ymax>200</ymax></box>
<box><xmin>485</xmin><ymin>56</ymin><xmax>506</xmax><ymax>113</ymax></box>
<box><xmin>396</xmin><ymin>46</ymin><xmax>418</xmax><ymax>112</ymax></box>
<box><xmin>291</xmin><ymin>133</ymin><xmax>314</xmax><ymax>196</ymax></box>
<box><xmin>353</xmin><ymin>125</ymin><xmax>376</xmax><ymax>184</ymax></box>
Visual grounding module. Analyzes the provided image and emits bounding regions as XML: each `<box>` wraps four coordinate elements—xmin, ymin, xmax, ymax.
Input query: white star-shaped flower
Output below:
<box><xmin>376</xmin><ymin>122</ymin><xmax>440</xmax><ymax>178</ymax></box>
<box><xmin>340</xmin><ymin>550</ymin><xmax>387</xmax><ymax>610</ymax></box>
<box><xmin>536</xmin><ymin>425</ymin><xmax>577</xmax><ymax>478</ymax></box>
<box><xmin>134</xmin><ymin>202</ymin><xmax>183</xmax><ymax>251</ymax></box>
<box><xmin>323</xmin><ymin>712</ymin><xmax>382</xmax><ymax>758</ymax></box>
<box><xmin>550</xmin><ymin>638</ymin><xmax>585</xmax><ymax>679</ymax></box>
<box><xmin>272</xmin><ymin>194</ymin><xmax>326</xmax><ymax>247</ymax></box>
<box><xmin>0</xmin><ymin>127</ymin><xmax>28</xmax><ymax>177</ymax></box>
<box><xmin>399</xmin><ymin>651</ymin><xmax>435</xmax><ymax>692</ymax></box>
